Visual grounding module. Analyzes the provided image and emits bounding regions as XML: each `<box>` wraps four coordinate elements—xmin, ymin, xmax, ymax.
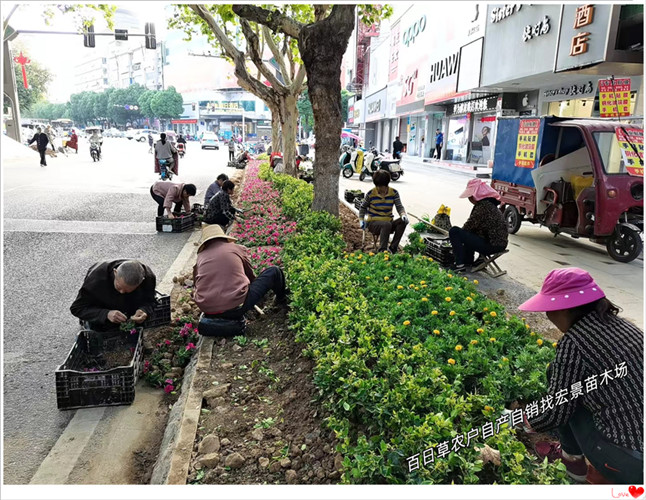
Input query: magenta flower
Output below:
<box><xmin>130</xmin><ymin>328</ymin><xmax>137</xmax><ymax>335</ymax></box>
<box><xmin>164</xmin><ymin>339</ymin><xmax>171</xmax><ymax>346</ymax></box>
<box><xmin>164</xmin><ymin>384</ymin><xmax>174</xmax><ymax>394</ymax></box>
<box><xmin>186</xmin><ymin>343</ymin><xmax>196</xmax><ymax>351</ymax></box>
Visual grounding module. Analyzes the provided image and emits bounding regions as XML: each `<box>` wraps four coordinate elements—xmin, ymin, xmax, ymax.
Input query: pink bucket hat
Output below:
<box><xmin>459</xmin><ymin>178</ymin><xmax>501</xmax><ymax>201</ymax></box>
<box><xmin>519</xmin><ymin>268</ymin><xmax>606</xmax><ymax>312</ymax></box>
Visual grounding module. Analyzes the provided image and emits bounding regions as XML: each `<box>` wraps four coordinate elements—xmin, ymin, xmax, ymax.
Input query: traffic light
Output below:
<box><xmin>83</xmin><ymin>24</ymin><xmax>95</xmax><ymax>48</ymax></box>
<box><xmin>145</xmin><ymin>23</ymin><xmax>156</xmax><ymax>49</ymax></box>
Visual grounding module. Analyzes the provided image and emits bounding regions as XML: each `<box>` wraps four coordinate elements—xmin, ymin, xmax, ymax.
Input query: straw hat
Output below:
<box><xmin>197</xmin><ymin>224</ymin><xmax>237</xmax><ymax>253</ymax></box>
<box><xmin>519</xmin><ymin>268</ymin><xmax>605</xmax><ymax>312</ymax></box>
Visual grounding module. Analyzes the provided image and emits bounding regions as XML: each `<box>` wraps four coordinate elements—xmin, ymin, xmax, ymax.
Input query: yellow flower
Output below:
<box><xmin>521</xmin><ymin>317</ymin><xmax>526</xmax><ymax>322</ymax></box>
<box><xmin>357</xmin><ymin>254</ymin><xmax>362</xmax><ymax>259</ymax></box>
<box><xmin>366</xmin><ymin>276</ymin><xmax>370</xmax><ymax>280</ymax></box>
<box><xmin>422</xmin><ymin>284</ymin><xmax>427</xmax><ymax>288</ymax></box>
<box><xmin>447</xmin><ymin>358</ymin><xmax>456</xmax><ymax>365</ymax></box>
<box><xmin>484</xmin><ymin>405</ymin><xmax>493</xmax><ymax>411</ymax></box>
<box><xmin>449</xmin><ymin>311</ymin><xmax>456</xmax><ymax>316</ymax></box>
<box><xmin>483</xmin><ymin>307</ymin><xmax>489</xmax><ymax>312</ymax></box>
<box><xmin>397</xmin><ymin>302</ymin><xmax>402</xmax><ymax>306</ymax></box>
<box><xmin>502</xmin><ymin>357</ymin><xmax>509</xmax><ymax>362</ymax></box>
<box><xmin>526</xmin><ymin>324</ymin><xmax>531</xmax><ymax>329</ymax></box>
<box><xmin>445</xmin><ymin>286</ymin><xmax>453</xmax><ymax>291</ymax></box>
<box><xmin>350</xmin><ymin>253</ymin><xmax>355</xmax><ymax>257</ymax></box>
<box><xmin>420</xmin><ymin>280</ymin><xmax>426</xmax><ymax>285</ymax></box>
<box><xmin>530</xmin><ymin>331</ymin><xmax>536</xmax><ymax>336</ymax></box>
<box><xmin>466</xmin><ymin>297</ymin><xmax>473</xmax><ymax>302</ymax></box>
<box><xmin>455</xmin><ymin>344</ymin><xmax>463</xmax><ymax>351</ymax></box>
<box><xmin>448</xmin><ymin>274</ymin><xmax>453</xmax><ymax>278</ymax></box>
<box><xmin>463</xmin><ymin>277</ymin><xmax>468</xmax><ymax>281</ymax></box>
<box><xmin>369</xmin><ymin>252</ymin><xmax>375</xmax><ymax>256</ymax></box>
<box><xmin>489</xmin><ymin>337</ymin><xmax>496</xmax><ymax>342</ymax></box>
<box><xmin>421</xmin><ymin>297</ymin><xmax>428</xmax><ymax>302</ymax></box>
<box><xmin>384</xmin><ymin>276</ymin><xmax>389</xmax><ymax>281</ymax></box>
<box><xmin>429</xmin><ymin>257</ymin><xmax>434</xmax><ymax>262</ymax></box>
<box><xmin>537</xmin><ymin>339</ymin><xmax>544</xmax><ymax>346</ymax></box>
<box><xmin>415</xmin><ymin>286</ymin><xmax>420</xmax><ymax>291</ymax></box>
<box><xmin>477</xmin><ymin>328</ymin><xmax>484</xmax><ymax>334</ymax></box>
<box><xmin>433</xmin><ymin>329</ymin><xmax>440</xmax><ymax>335</ymax></box>
<box><xmin>431</xmin><ymin>310</ymin><xmax>438</xmax><ymax>315</ymax></box>
<box><xmin>362</xmin><ymin>261</ymin><xmax>367</xmax><ymax>265</ymax></box>
<box><xmin>470</xmin><ymin>340</ymin><xmax>478</xmax><ymax>345</ymax></box>
<box><xmin>552</xmin><ymin>342</ymin><xmax>558</xmax><ymax>348</ymax></box>
<box><xmin>349</xmin><ymin>260</ymin><xmax>354</xmax><ymax>263</ymax></box>
<box><xmin>471</xmin><ymin>293</ymin><xmax>476</xmax><ymax>298</ymax></box>
<box><xmin>409</xmin><ymin>284</ymin><xmax>415</xmax><ymax>289</ymax></box>
<box><xmin>490</xmin><ymin>311</ymin><xmax>497</xmax><ymax>317</ymax></box>
<box><xmin>403</xmin><ymin>320</ymin><xmax>411</xmax><ymax>326</ymax></box>
<box><xmin>397</xmin><ymin>285</ymin><xmax>404</xmax><ymax>290</ymax></box>
<box><xmin>445</xmin><ymin>297</ymin><xmax>452</xmax><ymax>302</ymax></box>
<box><xmin>473</xmin><ymin>279</ymin><xmax>479</xmax><ymax>285</ymax></box>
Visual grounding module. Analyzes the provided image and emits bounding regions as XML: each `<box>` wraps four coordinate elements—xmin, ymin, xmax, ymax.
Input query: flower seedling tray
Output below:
<box><xmin>353</xmin><ymin>195</ymin><xmax>364</xmax><ymax>211</ymax></box>
<box><xmin>55</xmin><ymin>329</ymin><xmax>144</xmax><ymax>410</ymax></box>
<box><xmin>423</xmin><ymin>236</ymin><xmax>454</xmax><ymax>268</ymax></box>
<box><xmin>156</xmin><ymin>213</ymin><xmax>196</xmax><ymax>233</ymax></box>
<box><xmin>143</xmin><ymin>291</ymin><xmax>171</xmax><ymax>328</ymax></box>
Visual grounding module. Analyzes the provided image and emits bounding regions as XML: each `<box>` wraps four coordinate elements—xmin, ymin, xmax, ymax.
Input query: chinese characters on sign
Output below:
<box><xmin>570</xmin><ymin>5</ymin><xmax>594</xmax><ymax>56</ymax></box>
<box><xmin>452</xmin><ymin>98</ymin><xmax>496</xmax><ymax>115</ymax></box>
<box><xmin>522</xmin><ymin>16</ymin><xmax>550</xmax><ymax>42</ymax></box>
<box><xmin>615</xmin><ymin>128</ymin><xmax>644</xmax><ymax>177</ymax></box>
<box><xmin>406</xmin><ymin>362</ymin><xmax>629</xmax><ymax>473</ymax></box>
<box><xmin>515</xmin><ymin>119</ymin><xmax>540</xmax><ymax>168</ymax></box>
<box><xmin>599</xmin><ymin>79</ymin><xmax>631</xmax><ymax>118</ymax></box>
<box><xmin>543</xmin><ymin>81</ymin><xmax>594</xmax><ymax>99</ymax></box>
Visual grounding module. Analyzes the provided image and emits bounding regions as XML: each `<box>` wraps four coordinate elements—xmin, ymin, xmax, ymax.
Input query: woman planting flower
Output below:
<box><xmin>519</xmin><ymin>268</ymin><xmax>643</xmax><ymax>484</ymax></box>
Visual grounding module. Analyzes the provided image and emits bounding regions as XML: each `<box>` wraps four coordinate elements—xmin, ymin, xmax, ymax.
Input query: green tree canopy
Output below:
<box><xmin>151</xmin><ymin>86</ymin><xmax>183</xmax><ymax>119</ymax></box>
<box><xmin>10</xmin><ymin>44</ymin><xmax>52</xmax><ymax>113</ymax></box>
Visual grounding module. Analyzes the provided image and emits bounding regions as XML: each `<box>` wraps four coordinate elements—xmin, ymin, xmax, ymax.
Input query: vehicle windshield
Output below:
<box><xmin>592</xmin><ymin>131</ymin><xmax>635</xmax><ymax>175</ymax></box>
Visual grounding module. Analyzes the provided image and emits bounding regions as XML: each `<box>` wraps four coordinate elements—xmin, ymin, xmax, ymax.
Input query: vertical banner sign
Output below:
<box><xmin>599</xmin><ymin>78</ymin><xmax>631</xmax><ymax>118</ymax></box>
<box><xmin>615</xmin><ymin>128</ymin><xmax>644</xmax><ymax>177</ymax></box>
<box><xmin>515</xmin><ymin>119</ymin><xmax>540</xmax><ymax>168</ymax></box>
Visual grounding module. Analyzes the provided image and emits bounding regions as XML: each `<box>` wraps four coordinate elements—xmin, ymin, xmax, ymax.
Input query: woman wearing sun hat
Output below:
<box><xmin>449</xmin><ymin>178</ymin><xmax>508</xmax><ymax>272</ymax></box>
<box><xmin>518</xmin><ymin>267</ymin><xmax>643</xmax><ymax>484</ymax></box>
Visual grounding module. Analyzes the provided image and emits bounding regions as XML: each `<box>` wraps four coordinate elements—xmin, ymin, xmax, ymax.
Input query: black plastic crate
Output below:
<box><xmin>423</xmin><ymin>236</ymin><xmax>454</xmax><ymax>267</ymax></box>
<box><xmin>156</xmin><ymin>213</ymin><xmax>196</xmax><ymax>233</ymax></box>
<box><xmin>143</xmin><ymin>291</ymin><xmax>171</xmax><ymax>328</ymax></box>
<box><xmin>353</xmin><ymin>196</ymin><xmax>364</xmax><ymax>210</ymax></box>
<box><xmin>192</xmin><ymin>203</ymin><xmax>205</xmax><ymax>215</ymax></box>
<box><xmin>344</xmin><ymin>190</ymin><xmax>359</xmax><ymax>202</ymax></box>
<box><xmin>56</xmin><ymin>329</ymin><xmax>144</xmax><ymax>410</ymax></box>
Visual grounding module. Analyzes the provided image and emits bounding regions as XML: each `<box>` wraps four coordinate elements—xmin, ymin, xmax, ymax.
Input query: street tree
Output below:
<box><xmin>297</xmin><ymin>88</ymin><xmax>353</xmax><ymax>138</ymax></box>
<box><xmin>231</xmin><ymin>4</ymin><xmax>391</xmax><ymax>215</ymax></box>
<box><xmin>138</xmin><ymin>90</ymin><xmax>157</xmax><ymax>120</ymax></box>
<box><xmin>9</xmin><ymin>44</ymin><xmax>52</xmax><ymax>113</ymax></box>
<box><xmin>171</xmin><ymin>4</ymin><xmax>310</xmax><ymax>176</ymax></box>
<box><xmin>151</xmin><ymin>86</ymin><xmax>184</xmax><ymax>129</ymax></box>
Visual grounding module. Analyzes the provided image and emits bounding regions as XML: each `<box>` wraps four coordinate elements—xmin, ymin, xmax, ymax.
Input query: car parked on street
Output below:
<box><xmin>104</xmin><ymin>128</ymin><xmax>124</xmax><ymax>138</ymax></box>
<box><xmin>201</xmin><ymin>132</ymin><xmax>220</xmax><ymax>150</ymax></box>
<box><xmin>133</xmin><ymin>129</ymin><xmax>160</xmax><ymax>142</ymax></box>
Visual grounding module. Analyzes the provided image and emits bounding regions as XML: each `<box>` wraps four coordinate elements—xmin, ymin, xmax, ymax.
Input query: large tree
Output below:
<box><xmin>172</xmin><ymin>5</ymin><xmax>310</xmax><ymax>176</ymax></box>
<box><xmin>231</xmin><ymin>4</ymin><xmax>390</xmax><ymax>215</ymax></box>
<box><xmin>151</xmin><ymin>86</ymin><xmax>184</xmax><ymax>128</ymax></box>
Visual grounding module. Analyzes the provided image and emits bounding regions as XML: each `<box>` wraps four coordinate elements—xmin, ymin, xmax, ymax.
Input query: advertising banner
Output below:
<box><xmin>514</xmin><ymin>119</ymin><xmax>540</xmax><ymax>168</ymax></box>
<box><xmin>615</xmin><ymin>128</ymin><xmax>644</xmax><ymax>177</ymax></box>
<box><xmin>599</xmin><ymin>78</ymin><xmax>631</xmax><ymax>118</ymax></box>
<box><xmin>389</xmin><ymin>20</ymin><xmax>400</xmax><ymax>83</ymax></box>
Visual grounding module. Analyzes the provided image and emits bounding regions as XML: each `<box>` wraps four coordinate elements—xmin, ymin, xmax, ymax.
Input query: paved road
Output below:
<box><xmin>339</xmin><ymin>160</ymin><xmax>644</xmax><ymax>329</ymax></box>
<box><xmin>2</xmin><ymin>136</ymin><xmax>234</xmax><ymax>484</ymax></box>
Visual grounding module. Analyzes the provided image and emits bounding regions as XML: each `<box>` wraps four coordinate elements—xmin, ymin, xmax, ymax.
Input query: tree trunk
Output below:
<box><xmin>299</xmin><ymin>6</ymin><xmax>356</xmax><ymax>216</ymax></box>
<box><xmin>280</xmin><ymin>93</ymin><xmax>298</xmax><ymax>176</ymax></box>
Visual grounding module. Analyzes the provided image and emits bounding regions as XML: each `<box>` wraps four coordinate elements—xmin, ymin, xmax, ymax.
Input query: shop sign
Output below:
<box><xmin>615</xmin><ymin>128</ymin><xmax>644</xmax><ymax>177</ymax></box>
<box><xmin>402</xmin><ymin>15</ymin><xmax>426</xmax><ymax>47</ymax></box>
<box><xmin>429</xmin><ymin>52</ymin><xmax>460</xmax><ymax>84</ymax></box>
<box><xmin>570</xmin><ymin>3</ymin><xmax>594</xmax><ymax>55</ymax></box>
<box><xmin>200</xmin><ymin>101</ymin><xmax>256</xmax><ymax>113</ymax></box>
<box><xmin>171</xmin><ymin>119</ymin><xmax>197</xmax><ymax>124</ymax></box>
<box><xmin>542</xmin><ymin>80</ymin><xmax>595</xmax><ymax>100</ymax></box>
<box><xmin>599</xmin><ymin>78</ymin><xmax>631</xmax><ymax>118</ymax></box>
<box><xmin>490</xmin><ymin>4</ymin><xmax>523</xmax><ymax>23</ymax></box>
<box><xmin>523</xmin><ymin>16</ymin><xmax>551</xmax><ymax>42</ymax></box>
<box><xmin>451</xmin><ymin>97</ymin><xmax>497</xmax><ymax>115</ymax></box>
<box><xmin>365</xmin><ymin>88</ymin><xmax>387</xmax><ymax>122</ymax></box>
<box><xmin>389</xmin><ymin>21</ymin><xmax>400</xmax><ymax>82</ymax></box>
<box><xmin>515</xmin><ymin>119</ymin><xmax>540</xmax><ymax>168</ymax></box>
<box><xmin>348</xmin><ymin>105</ymin><xmax>354</xmax><ymax>124</ymax></box>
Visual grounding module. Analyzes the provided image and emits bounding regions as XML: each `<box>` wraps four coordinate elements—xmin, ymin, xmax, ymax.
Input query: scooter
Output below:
<box><xmin>359</xmin><ymin>148</ymin><xmax>403</xmax><ymax>182</ymax></box>
<box><xmin>158</xmin><ymin>158</ymin><xmax>174</xmax><ymax>181</ymax></box>
<box><xmin>90</xmin><ymin>143</ymin><xmax>101</xmax><ymax>162</ymax></box>
<box><xmin>177</xmin><ymin>142</ymin><xmax>186</xmax><ymax>158</ymax></box>
<box><xmin>339</xmin><ymin>147</ymin><xmax>364</xmax><ymax>178</ymax></box>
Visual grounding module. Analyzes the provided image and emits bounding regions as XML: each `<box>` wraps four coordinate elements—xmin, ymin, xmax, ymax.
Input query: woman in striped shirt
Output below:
<box><xmin>519</xmin><ymin>268</ymin><xmax>643</xmax><ymax>484</ymax></box>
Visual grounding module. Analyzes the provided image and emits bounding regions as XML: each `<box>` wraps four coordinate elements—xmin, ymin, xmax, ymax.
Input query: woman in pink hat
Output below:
<box><xmin>518</xmin><ymin>268</ymin><xmax>643</xmax><ymax>484</ymax></box>
<box><xmin>449</xmin><ymin>179</ymin><xmax>508</xmax><ymax>272</ymax></box>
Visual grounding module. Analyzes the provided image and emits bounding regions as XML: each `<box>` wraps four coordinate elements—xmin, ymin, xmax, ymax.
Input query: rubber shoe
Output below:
<box><xmin>535</xmin><ymin>441</ymin><xmax>588</xmax><ymax>483</ymax></box>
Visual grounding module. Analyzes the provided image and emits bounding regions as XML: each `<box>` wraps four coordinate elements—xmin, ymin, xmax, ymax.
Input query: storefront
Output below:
<box><xmin>446</xmin><ymin>95</ymin><xmax>499</xmax><ymax>164</ymax></box>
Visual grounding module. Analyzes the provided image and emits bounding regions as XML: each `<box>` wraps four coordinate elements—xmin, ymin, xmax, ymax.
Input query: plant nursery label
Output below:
<box><xmin>599</xmin><ymin>78</ymin><xmax>631</xmax><ymax>118</ymax></box>
<box><xmin>163</xmin><ymin>225</ymin><xmax>173</xmax><ymax>232</ymax></box>
<box><xmin>514</xmin><ymin>119</ymin><xmax>540</xmax><ymax>168</ymax></box>
<box><xmin>615</xmin><ymin>127</ymin><xmax>644</xmax><ymax>177</ymax></box>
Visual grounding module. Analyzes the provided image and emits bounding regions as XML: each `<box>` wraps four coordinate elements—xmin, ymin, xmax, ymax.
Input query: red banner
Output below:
<box><xmin>171</xmin><ymin>119</ymin><xmax>197</xmax><ymax>124</ymax></box>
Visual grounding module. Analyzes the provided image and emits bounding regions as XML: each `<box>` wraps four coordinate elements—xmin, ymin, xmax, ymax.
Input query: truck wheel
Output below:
<box><xmin>504</xmin><ymin>205</ymin><xmax>522</xmax><ymax>234</ymax></box>
<box><xmin>342</xmin><ymin>167</ymin><xmax>353</xmax><ymax>178</ymax></box>
<box><xmin>606</xmin><ymin>226</ymin><xmax>642</xmax><ymax>263</ymax></box>
<box><xmin>390</xmin><ymin>172</ymin><xmax>401</xmax><ymax>181</ymax></box>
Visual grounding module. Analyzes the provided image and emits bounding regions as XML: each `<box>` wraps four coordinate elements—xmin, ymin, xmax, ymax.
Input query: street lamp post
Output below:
<box><xmin>242</xmin><ymin>108</ymin><xmax>245</xmax><ymax>144</ymax></box>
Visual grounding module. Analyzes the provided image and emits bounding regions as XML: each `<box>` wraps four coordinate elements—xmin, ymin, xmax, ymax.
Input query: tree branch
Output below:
<box><xmin>262</xmin><ymin>26</ymin><xmax>291</xmax><ymax>87</ymax></box>
<box><xmin>314</xmin><ymin>5</ymin><xmax>330</xmax><ymax>21</ymax></box>
<box><xmin>239</xmin><ymin>18</ymin><xmax>285</xmax><ymax>91</ymax></box>
<box><xmin>291</xmin><ymin>64</ymin><xmax>306</xmax><ymax>95</ymax></box>
<box><xmin>232</xmin><ymin>4</ymin><xmax>303</xmax><ymax>38</ymax></box>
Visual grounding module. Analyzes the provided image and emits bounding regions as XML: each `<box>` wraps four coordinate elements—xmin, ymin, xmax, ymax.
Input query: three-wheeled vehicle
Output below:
<box><xmin>492</xmin><ymin>116</ymin><xmax>643</xmax><ymax>262</ymax></box>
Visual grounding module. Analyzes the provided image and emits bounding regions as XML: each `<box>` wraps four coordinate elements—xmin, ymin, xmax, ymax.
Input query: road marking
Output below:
<box><xmin>29</xmin><ymin>407</ymin><xmax>105</xmax><ymax>484</ymax></box>
<box><xmin>3</xmin><ymin>219</ymin><xmax>157</xmax><ymax>235</ymax></box>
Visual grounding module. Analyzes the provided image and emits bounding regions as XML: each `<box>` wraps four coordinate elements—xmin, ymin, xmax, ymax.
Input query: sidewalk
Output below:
<box><xmin>401</xmin><ymin>154</ymin><xmax>493</xmax><ymax>178</ymax></box>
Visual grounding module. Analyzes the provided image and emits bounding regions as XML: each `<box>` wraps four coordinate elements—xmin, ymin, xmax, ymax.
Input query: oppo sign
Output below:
<box><xmin>403</xmin><ymin>15</ymin><xmax>427</xmax><ymax>46</ymax></box>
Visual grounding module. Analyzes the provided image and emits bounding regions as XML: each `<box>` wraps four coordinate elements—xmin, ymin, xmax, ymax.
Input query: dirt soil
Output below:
<box><xmin>188</xmin><ymin>301</ymin><xmax>342</xmax><ymax>485</ymax></box>
<box><xmin>339</xmin><ymin>201</ymin><xmax>379</xmax><ymax>252</ymax></box>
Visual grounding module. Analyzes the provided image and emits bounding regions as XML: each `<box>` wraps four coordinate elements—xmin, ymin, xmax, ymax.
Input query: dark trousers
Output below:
<box><xmin>229</xmin><ymin>150</ymin><xmax>235</xmax><ymax>161</ymax></box>
<box><xmin>368</xmin><ymin>218</ymin><xmax>408</xmax><ymax>253</ymax></box>
<box><xmin>435</xmin><ymin>144</ymin><xmax>442</xmax><ymax>159</ymax></box>
<box><xmin>449</xmin><ymin>226</ymin><xmax>505</xmax><ymax>266</ymax></box>
<box><xmin>558</xmin><ymin>407</ymin><xmax>643</xmax><ymax>484</ymax></box>
<box><xmin>206</xmin><ymin>266</ymin><xmax>286</xmax><ymax>320</ymax></box>
<box><xmin>38</xmin><ymin>148</ymin><xmax>47</xmax><ymax>166</ymax></box>
<box><xmin>150</xmin><ymin>186</ymin><xmax>182</xmax><ymax>217</ymax></box>
<box><xmin>206</xmin><ymin>212</ymin><xmax>231</xmax><ymax>231</ymax></box>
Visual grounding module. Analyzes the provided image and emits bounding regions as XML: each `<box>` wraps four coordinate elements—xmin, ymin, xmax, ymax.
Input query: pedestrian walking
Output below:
<box><xmin>28</xmin><ymin>127</ymin><xmax>52</xmax><ymax>167</ymax></box>
<box><xmin>435</xmin><ymin>128</ymin><xmax>444</xmax><ymax>160</ymax></box>
<box><xmin>392</xmin><ymin>136</ymin><xmax>404</xmax><ymax>159</ymax></box>
<box><xmin>228</xmin><ymin>139</ymin><xmax>236</xmax><ymax>161</ymax></box>
<box><xmin>148</xmin><ymin>132</ymin><xmax>154</xmax><ymax>154</ymax></box>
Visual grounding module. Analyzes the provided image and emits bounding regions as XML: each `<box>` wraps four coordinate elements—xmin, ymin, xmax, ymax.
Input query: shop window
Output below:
<box><xmin>446</xmin><ymin>116</ymin><xmax>470</xmax><ymax>162</ymax></box>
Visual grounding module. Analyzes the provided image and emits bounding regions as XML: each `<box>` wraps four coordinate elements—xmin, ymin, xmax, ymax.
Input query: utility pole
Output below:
<box><xmin>242</xmin><ymin>108</ymin><xmax>245</xmax><ymax>143</ymax></box>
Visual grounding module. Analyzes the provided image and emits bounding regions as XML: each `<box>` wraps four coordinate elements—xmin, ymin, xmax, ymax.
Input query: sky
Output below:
<box><xmin>3</xmin><ymin>1</ymin><xmax>172</xmax><ymax>103</ymax></box>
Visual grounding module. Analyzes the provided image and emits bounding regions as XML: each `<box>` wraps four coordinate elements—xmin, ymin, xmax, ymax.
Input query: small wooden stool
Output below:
<box><xmin>471</xmin><ymin>250</ymin><xmax>509</xmax><ymax>278</ymax></box>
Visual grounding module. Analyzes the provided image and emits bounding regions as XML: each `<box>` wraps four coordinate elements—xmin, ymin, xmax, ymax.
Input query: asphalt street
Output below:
<box><xmin>339</xmin><ymin>160</ymin><xmax>644</xmax><ymax>329</ymax></box>
<box><xmin>2</xmin><ymin>135</ymin><xmax>233</xmax><ymax>484</ymax></box>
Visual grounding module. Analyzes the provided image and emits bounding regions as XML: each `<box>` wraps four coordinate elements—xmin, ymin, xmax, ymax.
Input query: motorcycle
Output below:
<box><xmin>339</xmin><ymin>146</ymin><xmax>364</xmax><ymax>178</ymax></box>
<box><xmin>177</xmin><ymin>142</ymin><xmax>186</xmax><ymax>158</ymax></box>
<box><xmin>90</xmin><ymin>143</ymin><xmax>101</xmax><ymax>162</ymax></box>
<box><xmin>359</xmin><ymin>147</ymin><xmax>403</xmax><ymax>182</ymax></box>
<box><xmin>158</xmin><ymin>158</ymin><xmax>174</xmax><ymax>181</ymax></box>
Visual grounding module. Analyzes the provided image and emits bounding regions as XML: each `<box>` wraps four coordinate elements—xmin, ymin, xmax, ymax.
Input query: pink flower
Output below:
<box><xmin>165</xmin><ymin>378</ymin><xmax>174</xmax><ymax>384</ymax></box>
<box><xmin>164</xmin><ymin>339</ymin><xmax>171</xmax><ymax>346</ymax></box>
<box><xmin>186</xmin><ymin>323</ymin><xmax>193</xmax><ymax>329</ymax></box>
<box><xmin>130</xmin><ymin>328</ymin><xmax>137</xmax><ymax>335</ymax></box>
<box><xmin>164</xmin><ymin>384</ymin><xmax>174</xmax><ymax>394</ymax></box>
<box><xmin>186</xmin><ymin>343</ymin><xmax>196</xmax><ymax>351</ymax></box>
